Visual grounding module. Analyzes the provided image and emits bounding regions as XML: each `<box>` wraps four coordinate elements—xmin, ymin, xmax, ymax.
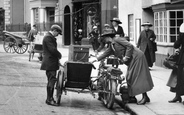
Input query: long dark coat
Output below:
<box><xmin>174</xmin><ymin>32</ymin><xmax>184</xmax><ymax>95</ymax></box>
<box><xmin>97</xmin><ymin>37</ymin><xmax>154</xmax><ymax>96</ymax></box>
<box><xmin>112</xmin><ymin>26</ymin><xmax>125</xmax><ymax>37</ymax></box>
<box><xmin>40</xmin><ymin>32</ymin><xmax>62</xmax><ymax>71</ymax></box>
<box><xmin>137</xmin><ymin>29</ymin><xmax>156</xmax><ymax>64</ymax></box>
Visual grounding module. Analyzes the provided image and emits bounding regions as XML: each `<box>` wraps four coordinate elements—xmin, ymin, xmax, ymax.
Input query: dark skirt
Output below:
<box><xmin>126</xmin><ymin>47</ymin><xmax>154</xmax><ymax>96</ymax></box>
<box><xmin>166</xmin><ymin>68</ymin><xmax>177</xmax><ymax>92</ymax></box>
<box><xmin>144</xmin><ymin>46</ymin><xmax>153</xmax><ymax>67</ymax></box>
<box><xmin>176</xmin><ymin>65</ymin><xmax>184</xmax><ymax>96</ymax></box>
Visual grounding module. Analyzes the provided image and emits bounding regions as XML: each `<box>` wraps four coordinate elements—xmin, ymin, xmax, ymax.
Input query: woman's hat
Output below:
<box><xmin>180</xmin><ymin>23</ymin><xmax>184</xmax><ymax>33</ymax></box>
<box><xmin>101</xmin><ymin>29</ymin><xmax>115</xmax><ymax>37</ymax></box>
<box><xmin>104</xmin><ymin>24</ymin><xmax>110</xmax><ymax>27</ymax></box>
<box><xmin>110</xmin><ymin>17</ymin><xmax>122</xmax><ymax>24</ymax></box>
<box><xmin>93</xmin><ymin>26</ymin><xmax>98</xmax><ymax>29</ymax></box>
<box><xmin>141</xmin><ymin>22</ymin><xmax>153</xmax><ymax>27</ymax></box>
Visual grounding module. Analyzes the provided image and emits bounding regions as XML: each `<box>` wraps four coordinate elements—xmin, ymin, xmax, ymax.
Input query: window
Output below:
<box><xmin>154</xmin><ymin>11</ymin><xmax>167</xmax><ymax>43</ymax></box>
<box><xmin>128</xmin><ymin>14</ymin><xmax>134</xmax><ymax>40</ymax></box>
<box><xmin>154</xmin><ymin>10</ymin><xmax>184</xmax><ymax>44</ymax></box>
<box><xmin>169</xmin><ymin>11</ymin><xmax>183</xmax><ymax>42</ymax></box>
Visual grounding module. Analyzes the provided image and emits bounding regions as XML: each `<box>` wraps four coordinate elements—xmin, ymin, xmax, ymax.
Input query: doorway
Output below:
<box><xmin>64</xmin><ymin>6</ymin><xmax>71</xmax><ymax>45</ymax></box>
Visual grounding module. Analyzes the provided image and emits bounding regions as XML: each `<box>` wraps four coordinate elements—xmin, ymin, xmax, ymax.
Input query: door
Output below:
<box><xmin>64</xmin><ymin>6</ymin><xmax>71</xmax><ymax>45</ymax></box>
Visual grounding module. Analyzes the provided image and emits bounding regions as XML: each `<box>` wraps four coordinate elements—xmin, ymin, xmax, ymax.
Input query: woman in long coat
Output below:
<box><xmin>168</xmin><ymin>23</ymin><xmax>184</xmax><ymax>103</ymax></box>
<box><xmin>93</xmin><ymin>29</ymin><xmax>154</xmax><ymax>105</ymax></box>
<box><xmin>137</xmin><ymin>22</ymin><xmax>156</xmax><ymax>67</ymax></box>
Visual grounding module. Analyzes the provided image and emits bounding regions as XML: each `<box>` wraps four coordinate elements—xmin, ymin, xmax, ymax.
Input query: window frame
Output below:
<box><xmin>154</xmin><ymin>10</ymin><xmax>184</xmax><ymax>46</ymax></box>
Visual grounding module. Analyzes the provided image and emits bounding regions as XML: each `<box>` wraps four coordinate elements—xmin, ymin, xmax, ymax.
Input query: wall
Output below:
<box><xmin>118</xmin><ymin>0</ymin><xmax>143</xmax><ymax>45</ymax></box>
<box><xmin>11</xmin><ymin>0</ymin><xmax>24</xmax><ymax>24</ymax></box>
<box><xmin>0</xmin><ymin>0</ymin><xmax>4</xmax><ymax>8</ymax></box>
<box><xmin>24</xmin><ymin>0</ymin><xmax>31</xmax><ymax>24</ymax></box>
<box><xmin>101</xmin><ymin>0</ymin><xmax>118</xmax><ymax>28</ymax></box>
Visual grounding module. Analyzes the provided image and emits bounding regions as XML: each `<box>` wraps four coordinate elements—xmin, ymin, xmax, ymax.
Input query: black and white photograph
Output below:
<box><xmin>0</xmin><ymin>0</ymin><xmax>184</xmax><ymax>115</ymax></box>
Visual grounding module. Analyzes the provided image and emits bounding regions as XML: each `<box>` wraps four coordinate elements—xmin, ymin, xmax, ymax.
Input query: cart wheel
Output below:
<box><xmin>103</xmin><ymin>78</ymin><xmax>116</xmax><ymax>109</ymax></box>
<box><xmin>3</xmin><ymin>37</ymin><xmax>16</xmax><ymax>53</ymax></box>
<box><xmin>56</xmin><ymin>69</ymin><xmax>64</xmax><ymax>105</ymax></box>
<box><xmin>14</xmin><ymin>42</ymin><xmax>28</xmax><ymax>54</ymax></box>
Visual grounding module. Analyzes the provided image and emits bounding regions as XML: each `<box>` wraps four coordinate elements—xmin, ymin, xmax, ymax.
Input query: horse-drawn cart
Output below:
<box><xmin>3</xmin><ymin>31</ymin><xmax>29</xmax><ymax>54</ymax></box>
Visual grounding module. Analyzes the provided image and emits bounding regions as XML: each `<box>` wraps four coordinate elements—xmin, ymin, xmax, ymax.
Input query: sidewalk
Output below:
<box><xmin>124</xmin><ymin>66</ymin><xmax>184</xmax><ymax>115</ymax></box>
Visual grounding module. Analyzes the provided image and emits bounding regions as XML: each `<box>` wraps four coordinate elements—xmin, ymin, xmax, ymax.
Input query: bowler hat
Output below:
<box><xmin>110</xmin><ymin>17</ymin><xmax>122</xmax><ymax>24</ymax></box>
<box><xmin>141</xmin><ymin>22</ymin><xmax>153</xmax><ymax>27</ymax></box>
<box><xmin>101</xmin><ymin>29</ymin><xmax>115</xmax><ymax>37</ymax></box>
<box><xmin>51</xmin><ymin>24</ymin><xmax>62</xmax><ymax>35</ymax></box>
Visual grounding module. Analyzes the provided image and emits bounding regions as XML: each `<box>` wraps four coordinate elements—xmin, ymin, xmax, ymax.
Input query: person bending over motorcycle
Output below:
<box><xmin>92</xmin><ymin>29</ymin><xmax>154</xmax><ymax>105</ymax></box>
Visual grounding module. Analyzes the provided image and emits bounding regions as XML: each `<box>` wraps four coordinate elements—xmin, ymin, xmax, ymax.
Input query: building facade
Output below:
<box><xmin>118</xmin><ymin>0</ymin><xmax>184</xmax><ymax>67</ymax></box>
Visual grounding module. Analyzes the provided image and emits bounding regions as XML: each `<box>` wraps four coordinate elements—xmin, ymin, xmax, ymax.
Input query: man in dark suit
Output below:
<box><xmin>40</xmin><ymin>24</ymin><xmax>62</xmax><ymax>106</ymax></box>
<box><xmin>110</xmin><ymin>17</ymin><xmax>125</xmax><ymax>37</ymax></box>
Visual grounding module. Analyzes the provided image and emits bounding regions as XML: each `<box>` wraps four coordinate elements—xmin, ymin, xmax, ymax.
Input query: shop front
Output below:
<box><xmin>62</xmin><ymin>0</ymin><xmax>118</xmax><ymax>45</ymax></box>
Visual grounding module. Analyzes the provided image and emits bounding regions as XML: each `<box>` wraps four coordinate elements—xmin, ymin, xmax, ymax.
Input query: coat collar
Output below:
<box><xmin>47</xmin><ymin>32</ymin><xmax>57</xmax><ymax>41</ymax></box>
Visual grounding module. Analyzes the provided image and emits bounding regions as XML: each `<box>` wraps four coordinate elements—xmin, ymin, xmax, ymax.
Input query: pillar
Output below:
<box><xmin>30</xmin><ymin>8</ymin><xmax>34</xmax><ymax>27</ymax></box>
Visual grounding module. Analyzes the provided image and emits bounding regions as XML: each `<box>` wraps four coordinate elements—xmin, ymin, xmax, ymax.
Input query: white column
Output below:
<box><xmin>55</xmin><ymin>3</ymin><xmax>59</xmax><ymax>23</ymax></box>
<box><xmin>30</xmin><ymin>8</ymin><xmax>34</xmax><ymax>27</ymax></box>
<box><xmin>39</xmin><ymin>7</ymin><xmax>46</xmax><ymax>23</ymax></box>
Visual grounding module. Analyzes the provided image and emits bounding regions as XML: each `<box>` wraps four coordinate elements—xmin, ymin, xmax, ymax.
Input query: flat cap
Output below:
<box><xmin>51</xmin><ymin>24</ymin><xmax>62</xmax><ymax>35</ymax></box>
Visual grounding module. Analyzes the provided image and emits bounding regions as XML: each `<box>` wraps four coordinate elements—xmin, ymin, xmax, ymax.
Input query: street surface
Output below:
<box><xmin>0</xmin><ymin>45</ymin><xmax>130</xmax><ymax>115</ymax></box>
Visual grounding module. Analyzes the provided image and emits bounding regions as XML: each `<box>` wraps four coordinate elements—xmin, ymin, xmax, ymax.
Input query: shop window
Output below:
<box><xmin>154</xmin><ymin>10</ymin><xmax>184</xmax><ymax>44</ymax></box>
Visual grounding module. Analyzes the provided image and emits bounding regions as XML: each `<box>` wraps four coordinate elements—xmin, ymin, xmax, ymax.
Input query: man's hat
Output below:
<box><xmin>110</xmin><ymin>17</ymin><xmax>122</xmax><ymax>24</ymax></box>
<box><xmin>101</xmin><ymin>29</ymin><xmax>115</xmax><ymax>37</ymax></box>
<box><xmin>141</xmin><ymin>22</ymin><xmax>153</xmax><ymax>27</ymax></box>
<box><xmin>51</xmin><ymin>24</ymin><xmax>62</xmax><ymax>35</ymax></box>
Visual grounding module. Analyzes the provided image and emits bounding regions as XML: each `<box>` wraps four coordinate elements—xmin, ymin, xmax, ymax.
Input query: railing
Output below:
<box><xmin>5</xmin><ymin>22</ymin><xmax>62</xmax><ymax>33</ymax></box>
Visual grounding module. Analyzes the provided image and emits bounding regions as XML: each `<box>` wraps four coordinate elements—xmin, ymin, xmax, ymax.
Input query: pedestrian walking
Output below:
<box><xmin>137</xmin><ymin>22</ymin><xmax>157</xmax><ymax>68</ymax></box>
<box><xmin>27</xmin><ymin>24</ymin><xmax>38</xmax><ymax>53</ymax></box>
<box><xmin>40</xmin><ymin>24</ymin><xmax>62</xmax><ymax>106</ymax></box>
<box><xmin>110</xmin><ymin>17</ymin><xmax>125</xmax><ymax>37</ymax></box>
<box><xmin>89</xmin><ymin>26</ymin><xmax>100</xmax><ymax>51</ymax></box>
<box><xmin>92</xmin><ymin>29</ymin><xmax>154</xmax><ymax>105</ymax></box>
<box><xmin>168</xmin><ymin>23</ymin><xmax>184</xmax><ymax>103</ymax></box>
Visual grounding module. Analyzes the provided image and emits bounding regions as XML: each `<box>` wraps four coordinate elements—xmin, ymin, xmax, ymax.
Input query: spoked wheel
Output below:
<box><xmin>3</xmin><ymin>37</ymin><xmax>16</xmax><ymax>53</ymax></box>
<box><xmin>55</xmin><ymin>68</ymin><xmax>65</xmax><ymax>105</ymax></box>
<box><xmin>13</xmin><ymin>41</ymin><xmax>28</xmax><ymax>54</ymax></box>
<box><xmin>103</xmin><ymin>77</ymin><xmax>116</xmax><ymax>109</ymax></box>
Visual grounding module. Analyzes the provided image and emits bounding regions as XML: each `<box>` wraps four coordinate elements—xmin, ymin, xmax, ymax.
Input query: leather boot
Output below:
<box><xmin>128</xmin><ymin>96</ymin><xmax>137</xmax><ymax>103</ymax></box>
<box><xmin>46</xmin><ymin>87</ymin><xmax>50</xmax><ymax>102</ymax></box>
<box><xmin>45</xmin><ymin>87</ymin><xmax>58</xmax><ymax>106</ymax></box>
<box><xmin>168</xmin><ymin>94</ymin><xmax>182</xmax><ymax>103</ymax></box>
<box><xmin>137</xmin><ymin>92</ymin><xmax>150</xmax><ymax>105</ymax></box>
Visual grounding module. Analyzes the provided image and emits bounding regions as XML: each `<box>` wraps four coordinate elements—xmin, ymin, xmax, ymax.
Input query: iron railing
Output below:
<box><xmin>5</xmin><ymin>22</ymin><xmax>62</xmax><ymax>33</ymax></box>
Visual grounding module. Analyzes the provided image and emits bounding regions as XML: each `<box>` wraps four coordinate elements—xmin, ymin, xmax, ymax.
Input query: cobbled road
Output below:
<box><xmin>0</xmin><ymin>46</ymin><xmax>130</xmax><ymax>115</ymax></box>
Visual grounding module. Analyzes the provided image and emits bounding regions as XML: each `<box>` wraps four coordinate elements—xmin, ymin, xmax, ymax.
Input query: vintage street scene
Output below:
<box><xmin>0</xmin><ymin>0</ymin><xmax>184</xmax><ymax>115</ymax></box>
